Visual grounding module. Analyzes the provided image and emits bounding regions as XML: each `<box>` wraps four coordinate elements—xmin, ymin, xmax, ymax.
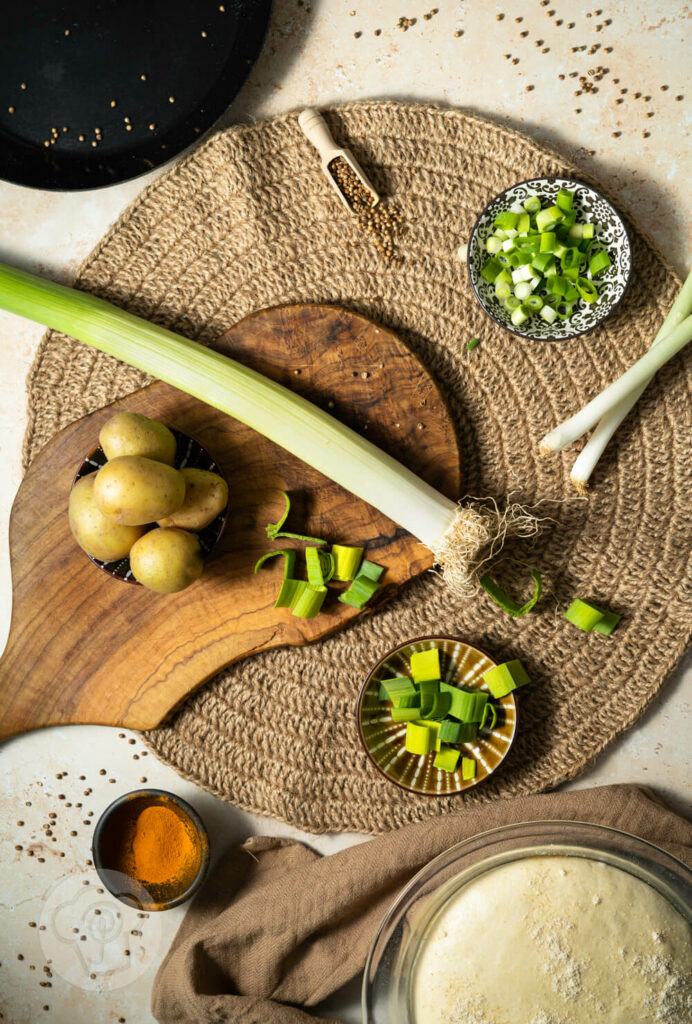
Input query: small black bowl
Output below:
<box><xmin>92</xmin><ymin>789</ymin><xmax>210</xmax><ymax>912</ymax></box>
<box><xmin>72</xmin><ymin>427</ymin><xmax>227</xmax><ymax>583</ymax></box>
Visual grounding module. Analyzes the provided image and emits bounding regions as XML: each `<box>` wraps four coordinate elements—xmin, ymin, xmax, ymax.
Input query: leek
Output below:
<box><xmin>0</xmin><ymin>263</ymin><xmax>536</xmax><ymax>597</ymax></box>
<box><xmin>569</xmin><ymin>268</ymin><xmax>692</xmax><ymax>491</ymax></box>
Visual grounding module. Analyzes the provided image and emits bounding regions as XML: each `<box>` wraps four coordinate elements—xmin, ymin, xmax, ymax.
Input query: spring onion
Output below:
<box><xmin>486</xmin><ymin>236</ymin><xmax>502</xmax><ymax>254</ymax></box>
<box><xmin>480</xmin><ymin>569</ymin><xmax>541</xmax><ymax>616</ymax></box>
<box><xmin>434</xmin><ymin>746</ymin><xmax>461</xmax><ymax>772</ymax></box>
<box><xmin>541</xmin><ymin>311</ymin><xmax>692</xmax><ymax>454</ymax></box>
<box><xmin>0</xmin><ymin>263</ymin><xmax>540</xmax><ymax>598</ymax></box>
<box><xmin>338</xmin><ymin>575</ymin><xmax>379</xmax><ymax>609</ymax></box>
<box><xmin>482</xmin><ymin>659</ymin><xmax>530</xmax><ymax>698</ymax></box>
<box><xmin>564</xmin><ymin>598</ymin><xmax>621</xmax><ymax>635</ymax></box>
<box><xmin>576</xmin><ymin>277</ymin><xmax>598</xmax><ymax>303</ymax></box>
<box><xmin>265</xmin><ymin>491</ymin><xmax>326</xmax><ymax>545</ymax></box>
<box><xmin>410</xmin><ymin>648</ymin><xmax>441</xmax><ymax>683</ymax></box>
<box><xmin>466</xmin><ymin>337</ymin><xmax>481</xmax><ymax>351</ymax></box>
<box><xmin>569</xmin><ymin>267</ymin><xmax>692</xmax><ymax>491</ymax></box>
<box><xmin>461</xmin><ymin>757</ymin><xmax>477</xmax><ymax>780</ymax></box>
<box><xmin>523</xmin><ymin>195</ymin><xmax>541</xmax><ymax>214</ymax></box>
<box><xmin>556</xmin><ymin>188</ymin><xmax>574</xmax><ymax>212</ymax></box>
<box><xmin>540</xmin><ymin>305</ymin><xmax>557</xmax><ymax>324</ymax></box>
<box><xmin>524</xmin><ymin>295</ymin><xmax>543</xmax><ymax>312</ymax></box>
<box><xmin>589</xmin><ymin>250</ymin><xmax>611</xmax><ymax>277</ymax></box>
<box><xmin>254</xmin><ymin>548</ymin><xmax>296</xmax><ymax>576</ymax></box>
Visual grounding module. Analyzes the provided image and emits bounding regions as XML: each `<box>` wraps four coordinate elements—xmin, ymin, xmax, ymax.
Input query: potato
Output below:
<box><xmin>129</xmin><ymin>528</ymin><xmax>204</xmax><ymax>593</ymax></box>
<box><xmin>69</xmin><ymin>475</ymin><xmax>144</xmax><ymax>562</ymax></box>
<box><xmin>157</xmin><ymin>469</ymin><xmax>228</xmax><ymax>531</ymax></box>
<box><xmin>93</xmin><ymin>456</ymin><xmax>186</xmax><ymax>526</ymax></box>
<box><xmin>99</xmin><ymin>412</ymin><xmax>176</xmax><ymax>466</ymax></box>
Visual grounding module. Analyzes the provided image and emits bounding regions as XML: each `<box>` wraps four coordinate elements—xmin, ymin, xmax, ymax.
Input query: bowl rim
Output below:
<box><xmin>356</xmin><ymin>633</ymin><xmax>517</xmax><ymax>796</ymax></box>
<box><xmin>467</xmin><ymin>175</ymin><xmax>633</xmax><ymax>343</ymax></box>
<box><xmin>92</xmin><ymin>787</ymin><xmax>210</xmax><ymax>911</ymax></box>
<box><xmin>362</xmin><ymin>818</ymin><xmax>692</xmax><ymax>1023</ymax></box>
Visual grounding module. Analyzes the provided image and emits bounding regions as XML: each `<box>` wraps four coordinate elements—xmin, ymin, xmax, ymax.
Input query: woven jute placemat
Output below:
<box><xmin>24</xmin><ymin>102</ymin><xmax>692</xmax><ymax>834</ymax></box>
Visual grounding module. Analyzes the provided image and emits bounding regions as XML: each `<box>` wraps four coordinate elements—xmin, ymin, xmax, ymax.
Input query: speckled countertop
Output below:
<box><xmin>0</xmin><ymin>2</ymin><xmax>690</xmax><ymax>1022</ymax></box>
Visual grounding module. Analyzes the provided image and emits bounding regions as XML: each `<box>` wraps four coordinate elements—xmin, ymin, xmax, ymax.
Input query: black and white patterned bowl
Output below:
<box><xmin>72</xmin><ymin>428</ymin><xmax>227</xmax><ymax>584</ymax></box>
<box><xmin>467</xmin><ymin>177</ymin><xmax>632</xmax><ymax>341</ymax></box>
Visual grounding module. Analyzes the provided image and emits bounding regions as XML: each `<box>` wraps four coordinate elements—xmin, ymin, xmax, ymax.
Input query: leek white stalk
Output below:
<box><xmin>540</xmin><ymin>312</ymin><xmax>692</xmax><ymax>455</ymax></box>
<box><xmin>0</xmin><ymin>263</ymin><xmax>537</xmax><ymax>596</ymax></box>
<box><xmin>570</xmin><ymin>268</ymin><xmax>692</xmax><ymax>491</ymax></box>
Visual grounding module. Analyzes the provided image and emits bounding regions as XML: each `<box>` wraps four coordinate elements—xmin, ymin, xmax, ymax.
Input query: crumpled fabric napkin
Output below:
<box><xmin>152</xmin><ymin>785</ymin><xmax>692</xmax><ymax>1023</ymax></box>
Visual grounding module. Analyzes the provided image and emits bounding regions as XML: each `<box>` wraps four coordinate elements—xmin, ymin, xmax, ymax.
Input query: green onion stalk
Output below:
<box><xmin>0</xmin><ymin>263</ymin><xmax>538</xmax><ymax>598</ymax></box>
<box><xmin>568</xmin><ymin>267</ymin><xmax>692</xmax><ymax>492</ymax></box>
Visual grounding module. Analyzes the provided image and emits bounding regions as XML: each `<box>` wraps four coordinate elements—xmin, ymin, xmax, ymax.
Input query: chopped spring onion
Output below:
<box><xmin>535</xmin><ymin>205</ymin><xmax>562</xmax><ymax>232</ymax></box>
<box><xmin>434</xmin><ymin>746</ymin><xmax>461</xmax><ymax>772</ymax></box>
<box><xmin>461</xmin><ymin>757</ymin><xmax>477</xmax><ymax>780</ymax></box>
<box><xmin>482</xmin><ymin>659</ymin><xmax>531</xmax><ymax>698</ymax></box>
<box><xmin>254</xmin><ymin>548</ymin><xmax>296</xmax><ymax>577</ymax></box>
<box><xmin>569</xmin><ymin>268</ymin><xmax>692</xmax><ymax>491</ymax></box>
<box><xmin>332</xmin><ymin>544</ymin><xmax>364</xmax><ymax>581</ymax></box>
<box><xmin>555</xmin><ymin>301</ymin><xmax>574</xmax><ymax>320</ymax></box>
<box><xmin>466</xmin><ymin>337</ymin><xmax>481</xmax><ymax>350</ymax></box>
<box><xmin>410</xmin><ymin>648</ymin><xmax>441</xmax><ymax>683</ymax></box>
<box><xmin>494</xmin><ymin>210</ymin><xmax>519</xmax><ymax>231</ymax></box>
<box><xmin>480</xmin><ymin>701</ymin><xmax>498</xmax><ymax>731</ymax></box>
<box><xmin>481</xmin><ymin>258</ymin><xmax>503</xmax><ymax>283</ymax></box>
<box><xmin>576</xmin><ymin>277</ymin><xmax>598</xmax><ymax>303</ymax></box>
<box><xmin>516</xmin><ymin>212</ymin><xmax>531</xmax><ymax>234</ymax></box>
<box><xmin>523</xmin><ymin>195</ymin><xmax>541</xmax><ymax>214</ymax></box>
<box><xmin>524</xmin><ymin>295</ymin><xmax>543</xmax><ymax>312</ymax></box>
<box><xmin>486</xmin><ymin>236</ymin><xmax>502</xmax><ymax>254</ymax></box>
<box><xmin>540</xmin><ymin>305</ymin><xmax>558</xmax><ymax>324</ymax></box>
<box><xmin>274</xmin><ymin>578</ymin><xmax>307</xmax><ymax>609</ymax></box>
<box><xmin>511</xmin><ymin>306</ymin><xmax>529</xmax><ymax>327</ymax></box>
<box><xmin>405</xmin><ymin>720</ymin><xmax>436</xmax><ymax>755</ymax></box>
<box><xmin>514</xmin><ymin>281</ymin><xmax>533</xmax><ymax>301</ymax></box>
<box><xmin>588</xmin><ymin>249</ymin><xmax>612</xmax><ymax>277</ymax></box>
<box><xmin>556</xmin><ymin>188</ymin><xmax>574</xmax><ymax>212</ymax></box>
<box><xmin>266</xmin><ymin>491</ymin><xmax>326</xmax><ymax>545</ymax></box>
<box><xmin>480</xmin><ymin>569</ymin><xmax>542</xmax><ymax>617</ymax></box>
<box><xmin>338</xmin><ymin>575</ymin><xmax>379</xmax><ymax>609</ymax></box>
<box><xmin>564</xmin><ymin>598</ymin><xmax>621</xmax><ymax>635</ymax></box>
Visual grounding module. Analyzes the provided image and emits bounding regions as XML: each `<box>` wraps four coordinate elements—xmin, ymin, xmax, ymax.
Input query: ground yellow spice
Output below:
<box><xmin>114</xmin><ymin>803</ymin><xmax>199</xmax><ymax>888</ymax></box>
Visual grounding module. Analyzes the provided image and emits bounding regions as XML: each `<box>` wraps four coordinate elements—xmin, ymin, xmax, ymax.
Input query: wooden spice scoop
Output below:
<box><xmin>298</xmin><ymin>107</ymin><xmax>380</xmax><ymax>212</ymax></box>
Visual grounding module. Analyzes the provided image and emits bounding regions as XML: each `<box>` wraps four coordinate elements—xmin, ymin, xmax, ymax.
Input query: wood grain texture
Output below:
<box><xmin>0</xmin><ymin>304</ymin><xmax>461</xmax><ymax>739</ymax></box>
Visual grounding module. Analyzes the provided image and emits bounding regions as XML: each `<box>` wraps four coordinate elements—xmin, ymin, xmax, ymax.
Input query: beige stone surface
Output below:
<box><xmin>0</xmin><ymin>2</ymin><xmax>689</xmax><ymax>1022</ymax></box>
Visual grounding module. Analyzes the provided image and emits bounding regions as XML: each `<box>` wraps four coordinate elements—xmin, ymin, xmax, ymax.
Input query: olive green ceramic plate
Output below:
<box><xmin>357</xmin><ymin>636</ymin><xmax>517</xmax><ymax>795</ymax></box>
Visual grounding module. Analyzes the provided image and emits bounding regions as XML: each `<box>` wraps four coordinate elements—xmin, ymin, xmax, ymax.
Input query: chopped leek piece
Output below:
<box><xmin>556</xmin><ymin>188</ymin><xmax>574</xmax><ymax>212</ymax></box>
<box><xmin>564</xmin><ymin>598</ymin><xmax>621</xmax><ymax>634</ymax></box>
<box><xmin>332</xmin><ymin>544</ymin><xmax>364</xmax><ymax>581</ymax></box>
<box><xmin>305</xmin><ymin>546</ymin><xmax>325</xmax><ymax>586</ymax></box>
<box><xmin>456</xmin><ymin>722</ymin><xmax>479</xmax><ymax>743</ymax></box>
<box><xmin>391</xmin><ymin>705</ymin><xmax>423</xmax><ymax>722</ymax></box>
<box><xmin>292</xmin><ymin>583</ymin><xmax>327</xmax><ymax>618</ymax></box>
<box><xmin>461</xmin><ymin>757</ymin><xmax>477</xmax><ymax>780</ymax></box>
<box><xmin>254</xmin><ymin>548</ymin><xmax>297</xmax><ymax>577</ymax></box>
<box><xmin>405</xmin><ymin>720</ymin><xmax>436</xmax><ymax>755</ymax></box>
<box><xmin>482</xmin><ymin>659</ymin><xmax>531</xmax><ymax>698</ymax></box>
<box><xmin>357</xmin><ymin>559</ymin><xmax>384</xmax><ymax>582</ymax></box>
<box><xmin>319</xmin><ymin>550</ymin><xmax>335</xmax><ymax>582</ymax></box>
<box><xmin>393</xmin><ymin>692</ymin><xmax>422</xmax><ymax>709</ymax></box>
<box><xmin>380</xmin><ymin>676</ymin><xmax>417</xmax><ymax>701</ymax></box>
<box><xmin>480</xmin><ymin>702</ymin><xmax>498</xmax><ymax>731</ymax></box>
<box><xmin>440</xmin><ymin>685</ymin><xmax>488</xmax><ymax>723</ymax></box>
<box><xmin>266</xmin><ymin>492</ymin><xmax>326</xmax><ymax>545</ymax></box>
<box><xmin>438</xmin><ymin>719</ymin><xmax>464</xmax><ymax>743</ymax></box>
<box><xmin>434</xmin><ymin>746</ymin><xmax>461</xmax><ymax>772</ymax></box>
<box><xmin>338</xmin><ymin>575</ymin><xmax>379</xmax><ymax>609</ymax></box>
<box><xmin>410</xmin><ymin>648</ymin><xmax>441</xmax><ymax>683</ymax></box>
<box><xmin>274</xmin><ymin>578</ymin><xmax>307</xmax><ymax>608</ymax></box>
<box><xmin>592</xmin><ymin>609</ymin><xmax>622</xmax><ymax>636</ymax></box>
<box><xmin>466</xmin><ymin>337</ymin><xmax>481</xmax><ymax>350</ymax></box>
<box><xmin>589</xmin><ymin>249</ymin><xmax>612</xmax><ymax>277</ymax></box>
<box><xmin>480</xmin><ymin>569</ymin><xmax>542</xmax><ymax>616</ymax></box>
<box><xmin>421</xmin><ymin>691</ymin><xmax>452</xmax><ymax>720</ymax></box>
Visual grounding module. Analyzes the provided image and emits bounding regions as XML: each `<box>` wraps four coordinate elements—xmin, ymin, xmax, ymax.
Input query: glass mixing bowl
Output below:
<box><xmin>362</xmin><ymin>820</ymin><xmax>692</xmax><ymax>1023</ymax></box>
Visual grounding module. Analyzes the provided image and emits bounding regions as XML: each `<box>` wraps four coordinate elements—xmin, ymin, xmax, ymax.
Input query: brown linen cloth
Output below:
<box><xmin>152</xmin><ymin>785</ymin><xmax>692</xmax><ymax>1023</ymax></box>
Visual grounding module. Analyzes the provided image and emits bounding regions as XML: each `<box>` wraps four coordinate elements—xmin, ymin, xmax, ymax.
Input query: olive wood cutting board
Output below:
<box><xmin>0</xmin><ymin>304</ymin><xmax>461</xmax><ymax>739</ymax></box>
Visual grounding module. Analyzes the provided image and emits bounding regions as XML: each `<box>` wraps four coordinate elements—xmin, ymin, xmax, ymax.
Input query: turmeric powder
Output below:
<box><xmin>113</xmin><ymin>801</ymin><xmax>201</xmax><ymax>891</ymax></box>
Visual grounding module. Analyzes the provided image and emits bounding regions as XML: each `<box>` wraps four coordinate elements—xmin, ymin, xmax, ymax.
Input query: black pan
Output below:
<box><xmin>0</xmin><ymin>0</ymin><xmax>273</xmax><ymax>191</ymax></box>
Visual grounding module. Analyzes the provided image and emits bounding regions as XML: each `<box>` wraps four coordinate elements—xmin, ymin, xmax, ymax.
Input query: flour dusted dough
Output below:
<box><xmin>412</xmin><ymin>856</ymin><xmax>692</xmax><ymax>1024</ymax></box>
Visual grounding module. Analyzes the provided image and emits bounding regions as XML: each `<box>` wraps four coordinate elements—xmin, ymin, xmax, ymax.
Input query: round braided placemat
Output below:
<box><xmin>23</xmin><ymin>102</ymin><xmax>692</xmax><ymax>834</ymax></box>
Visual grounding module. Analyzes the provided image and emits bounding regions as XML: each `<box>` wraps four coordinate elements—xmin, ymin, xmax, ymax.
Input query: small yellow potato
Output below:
<box><xmin>129</xmin><ymin>528</ymin><xmax>204</xmax><ymax>593</ymax></box>
<box><xmin>157</xmin><ymin>469</ymin><xmax>228</xmax><ymax>531</ymax></box>
<box><xmin>69</xmin><ymin>475</ymin><xmax>144</xmax><ymax>562</ymax></box>
<box><xmin>93</xmin><ymin>456</ymin><xmax>186</xmax><ymax>526</ymax></box>
<box><xmin>99</xmin><ymin>412</ymin><xmax>177</xmax><ymax>465</ymax></box>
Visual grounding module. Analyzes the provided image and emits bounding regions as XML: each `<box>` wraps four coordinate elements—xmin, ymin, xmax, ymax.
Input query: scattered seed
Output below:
<box><xmin>8</xmin><ymin>106</ymin><xmax>15</xmax><ymax>114</ymax></box>
<box><xmin>354</xmin><ymin>30</ymin><xmax>361</xmax><ymax>37</ymax></box>
<box><xmin>20</xmin><ymin>82</ymin><xmax>27</xmax><ymax>90</ymax></box>
<box><xmin>646</xmin><ymin>111</ymin><xmax>654</xmax><ymax>117</ymax></box>
<box><xmin>611</xmin><ymin>130</ymin><xmax>621</xmax><ymax>137</ymax></box>
<box><xmin>496</xmin><ymin>13</ymin><xmax>504</xmax><ymax>20</ymax></box>
<box><xmin>642</xmin><ymin>131</ymin><xmax>650</xmax><ymax>138</ymax></box>
<box><xmin>168</xmin><ymin>96</ymin><xmax>175</xmax><ymax>103</ymax></box>
<box><xmin>525</xmin><ymin>84</ymin><xmax>534</xmax><ymax>92</ymax></box>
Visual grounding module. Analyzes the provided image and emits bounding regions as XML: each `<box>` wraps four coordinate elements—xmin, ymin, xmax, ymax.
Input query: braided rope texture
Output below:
<box><xmin>23</xmin><ymin>103</ymin><xmax>692</xmax><ymax>834</ymax></box>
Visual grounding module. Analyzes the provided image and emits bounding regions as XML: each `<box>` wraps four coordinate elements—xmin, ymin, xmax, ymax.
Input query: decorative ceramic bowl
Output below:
<box><xmin>72</xmin><ymin>427</ymin><xmax>227</xmax><ymax>584</ymax></box>
<box><xmin>467</xmin><ymin>177</ymin><xmax>632</xmax><ymax>341</ymax></box>
<box><xmin>356</xmin><ymin>635</ymin><xmax>517</xmax><ymax>796</ymax></box>
<box><xmin>363</xmin><ymin>821</ymin><xmax>692</xmax><ymax>1023</ymax></box>
<box><xmin>92</xmin><ymin>788</ymin><xmax>210</xmax><ymax>911</ymax></box>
